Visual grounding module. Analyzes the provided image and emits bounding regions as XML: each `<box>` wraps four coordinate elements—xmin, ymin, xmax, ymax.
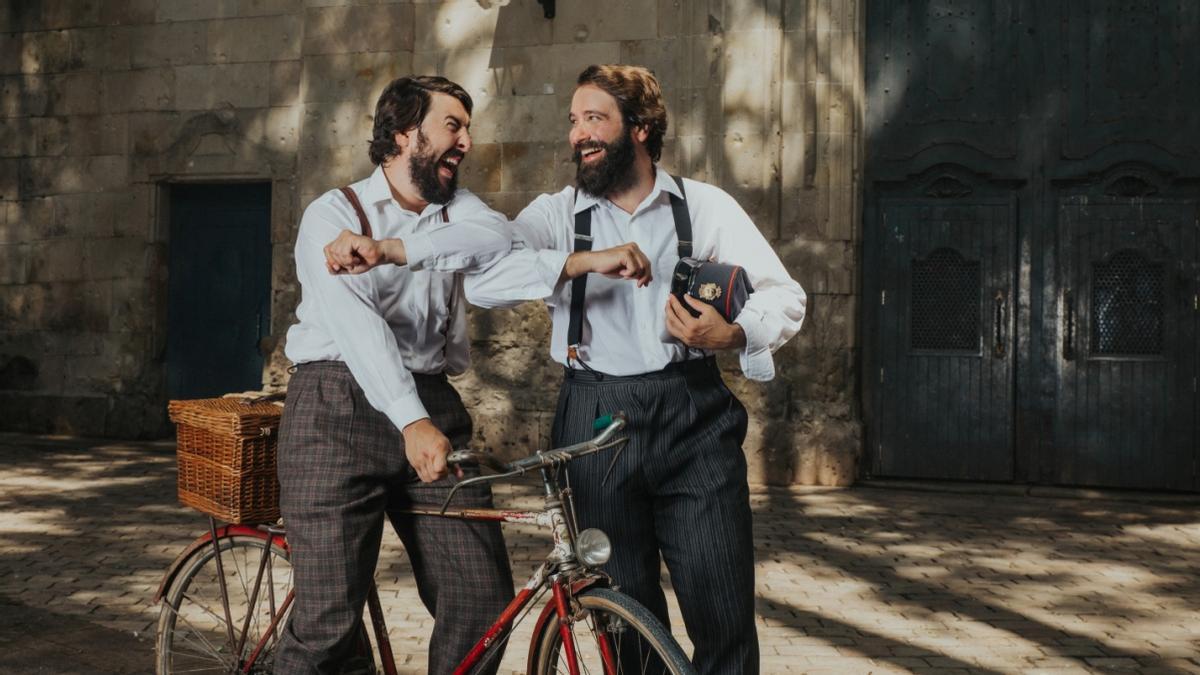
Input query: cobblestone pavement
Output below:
<box><xmin>1</xmin><ymin>433</ymin><xmax>1199</xmax><ymax>674</ymax></box>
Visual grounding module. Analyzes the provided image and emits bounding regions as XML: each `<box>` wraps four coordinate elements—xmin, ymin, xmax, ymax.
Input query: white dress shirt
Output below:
<box><xmin>465</xmin><ymin>167</ymin><xmax>806</xmax><ymax>380</ymax></box>
<box><xmin>285</xmin><ymin>165</ymin><xmax>511</xmax><ymax>431</ymax></box>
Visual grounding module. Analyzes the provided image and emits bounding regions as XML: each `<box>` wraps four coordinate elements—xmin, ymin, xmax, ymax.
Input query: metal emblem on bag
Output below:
<box><xmin>698</xmin><ymin>282</ymin><xmax>722</xmax><ymax>301</ymax></box>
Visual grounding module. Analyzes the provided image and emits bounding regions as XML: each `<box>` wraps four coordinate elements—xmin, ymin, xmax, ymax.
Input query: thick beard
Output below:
<box><xmin>573</xmin><ymin>126</ymin><xmax>638</xmax><ymax>198</ymax></box>
<box><xmin>409</xmin><ymin>130</ymin><xmax>458</xmax><ymax>205</ymax></box>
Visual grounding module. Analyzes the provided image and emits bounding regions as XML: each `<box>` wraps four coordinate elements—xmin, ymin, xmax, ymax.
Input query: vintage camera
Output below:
<box><xmin>670</xmin><ymin>257</ymin><xmax>754</xmax><ymax>322</ymax></box>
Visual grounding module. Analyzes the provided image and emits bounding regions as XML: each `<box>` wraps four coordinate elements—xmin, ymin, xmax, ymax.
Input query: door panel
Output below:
<box><xmin>876</xmin><ymin>198</ymin><xmax>1016</xmax><ymax>480</ymax></box>
<box><xmin>1053</xmin><ymin>198</ymin><xmax>1197</xmax><ymax>489</ymax></box>
<box><xmin>166</xmin><ymin>183</ymin><xmax>272</xmax><ymax>399</ymax></box>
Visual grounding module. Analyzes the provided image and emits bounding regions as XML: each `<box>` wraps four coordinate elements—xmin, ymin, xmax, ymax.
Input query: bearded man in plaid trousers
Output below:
<box><xmin>275</xmin><ymin>76</ymin><xmax>515</xmax><ymax>674</ymax></box>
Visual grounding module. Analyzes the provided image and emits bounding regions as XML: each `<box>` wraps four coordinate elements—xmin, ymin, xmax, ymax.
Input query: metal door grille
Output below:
<box><xmin>911</xmin><ymin>248</ymin><xmax>981</xmax><ymax>352</ymax></box>
<box><xmin>1091</xmin><ymin>249</ymin><xmax>1164</xmax><ymax>355</ymax></box>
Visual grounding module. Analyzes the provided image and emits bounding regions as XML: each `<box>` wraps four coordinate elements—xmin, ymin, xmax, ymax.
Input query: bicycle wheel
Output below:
<box><xmin>156</xmin><ymin>533</ymin><xmax>293</xmax><ymax>674</ymax></box>
<box><xmin>530</xmin><ymin>588</ymin><xmax>695</xmax><ymax>675</ymax></box>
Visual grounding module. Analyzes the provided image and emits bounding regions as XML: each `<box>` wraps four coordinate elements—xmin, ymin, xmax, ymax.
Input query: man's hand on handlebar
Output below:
<box><xmin>402</xmin><ymin>418</ymin><xmax>463</xmax><ymax>483</ymax></box>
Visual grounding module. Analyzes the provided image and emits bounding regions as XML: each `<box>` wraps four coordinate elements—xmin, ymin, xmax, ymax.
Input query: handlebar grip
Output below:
<box><xmin>593</xmin><ymin>411</ymin><xmax>628</xmax><ymax>432</ymax></box>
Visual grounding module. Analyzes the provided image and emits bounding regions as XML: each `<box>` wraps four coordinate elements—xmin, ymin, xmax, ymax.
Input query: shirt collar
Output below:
<box><xmin>571</xmin><ymin>166</ymin><xmax>682</xmax><ymax>215</ymax></box>
<box><xmin>363</xmin><ymin>164</ymin><xmax>452</xmax><ymax>219</ymax></box>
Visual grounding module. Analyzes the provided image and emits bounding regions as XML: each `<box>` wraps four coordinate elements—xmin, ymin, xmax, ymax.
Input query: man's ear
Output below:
<box><xmin>394</xmin><ymin>127</ymin><xmax>416</xmax><ymax>156</ymax></box>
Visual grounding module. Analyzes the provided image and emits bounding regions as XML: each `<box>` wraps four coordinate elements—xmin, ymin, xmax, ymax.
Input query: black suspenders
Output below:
<box><xmin>566</xmin><ymin>175</ymin><xmax>692</xmax><ymax>370</ymax></box>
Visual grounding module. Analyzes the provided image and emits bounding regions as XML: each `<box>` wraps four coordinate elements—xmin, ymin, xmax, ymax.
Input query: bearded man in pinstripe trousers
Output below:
<box><xmin>328</xmin><ymin>65</ymin><xmax>808</xmax><ymax>674</ymax></box>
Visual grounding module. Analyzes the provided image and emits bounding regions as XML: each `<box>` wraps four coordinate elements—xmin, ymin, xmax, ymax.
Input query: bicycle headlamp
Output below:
<box><xmin>575</xmin><ymin>528</ymin><xmax>611</xmax><ymax>567</ymax></box>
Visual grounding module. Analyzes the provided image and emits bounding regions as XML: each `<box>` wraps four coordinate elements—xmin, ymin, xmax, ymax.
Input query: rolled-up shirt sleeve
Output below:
<box><xmin>464</xmin><ymin>193</ymin><xmax>571</xmax><ymax>308</ymax></box>
<box><xmin>404</xmin><ymin>191</ymin><xmax>512</xmax><ymax>273</ymax></box>
<box><xmin>295</xmin><ymin>202</ymin><xmax>429</xmax><ymax>430</ymax></box>
<box><xmin>711</xmin><ymin>192</ymin><xmax>807</xmax><ymax>381</ymax></box>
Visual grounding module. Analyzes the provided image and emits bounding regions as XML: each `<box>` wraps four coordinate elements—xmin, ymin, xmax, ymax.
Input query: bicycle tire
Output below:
<box><xmin>529</xmin><ymin>588</ymin><xmax>696</xmax><ymax>675</ymax></box>
<box><xmin>156</xmin><ymin>533</ymin><xmax>293</xmax><ymax>674</ymax></box>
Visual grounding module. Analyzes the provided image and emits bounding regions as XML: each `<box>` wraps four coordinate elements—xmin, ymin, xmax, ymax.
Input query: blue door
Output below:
<box><xmin>166</xmin><ymin>183</ymin><xmax>272</xmax><ymax>399</ymax></box>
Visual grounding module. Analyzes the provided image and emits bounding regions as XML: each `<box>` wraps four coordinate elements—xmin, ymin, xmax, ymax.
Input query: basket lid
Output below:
<box><xmin>168</xmin><ymin>397</ymin><xmax>283</xmax><ymax>437</ymax></box>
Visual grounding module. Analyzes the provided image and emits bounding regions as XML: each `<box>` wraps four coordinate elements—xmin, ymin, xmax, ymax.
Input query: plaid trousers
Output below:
<box><xmin>553</xmin><ymin>357</ymin><xmax>759</xmax><ymax>675</ymax></box>
<box><xmin>275</xmin><ymin>361</ymin><xmax>514</xmax><ymax>675</ymax></box>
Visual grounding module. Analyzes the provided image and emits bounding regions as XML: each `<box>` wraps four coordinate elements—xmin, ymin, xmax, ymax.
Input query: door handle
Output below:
<box><xmin>1062</xmin><ymin>289</ymin><xmax>1075</xmax><ymax>361</ymax></box>
<box><xmin>993</xmin><ymin>289</ymin><xmax>1008</xmax><ymax>358</ymax></box>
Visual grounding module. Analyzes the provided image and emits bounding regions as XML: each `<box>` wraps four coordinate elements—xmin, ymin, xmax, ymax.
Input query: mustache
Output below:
<box><xmin>440</xmin><ymin>149</ymin><xmax>465</xmax><ymax>164</ymax></box>
<box><xmin>572</xmin><ymin>140</ymin><xmax>606</xmax><ymax>162</ymax></box>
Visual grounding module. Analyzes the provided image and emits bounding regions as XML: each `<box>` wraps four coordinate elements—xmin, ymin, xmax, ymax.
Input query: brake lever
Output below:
<box><xmin>439</xmin><ymin>467</ymin><xmax>528</xmax><ymax>514</ymax></box>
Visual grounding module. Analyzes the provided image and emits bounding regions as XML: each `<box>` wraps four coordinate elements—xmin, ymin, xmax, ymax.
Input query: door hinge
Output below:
<box><xmin>1194</xmin><ymin>376</ymin><xmax>1197</xmax><ymax>393</ymax></box>
<box><xmin>880</xmin><ymin>367</ymin><xmax>885</xmax><ymax>384</ymax></box>
<box><xmin>1194</xmin><ymin>294</ymin><xmax>1198</xmax><ymax>311</ymax></box>
<box><xmin>881</xmin><ymin>290</ymin><xmax>887</xmax><ymax>305</ymax></box>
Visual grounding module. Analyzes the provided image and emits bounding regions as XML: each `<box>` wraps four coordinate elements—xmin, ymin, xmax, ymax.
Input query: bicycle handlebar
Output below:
<box><xmin>446</xmin><ymin>412</ymin><xmax>628</xmax><ymax>476</ymax></box>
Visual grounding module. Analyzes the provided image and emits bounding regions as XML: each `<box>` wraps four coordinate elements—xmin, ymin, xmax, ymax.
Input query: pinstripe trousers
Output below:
<box><xmin>275</xmin><ymin>362</ymin><xmax>514</xmax><ymax>675</ymax></box>
<box><xmin>553</xmin><ymin>356</ymin><xmax>758</xmax><ymax>675</ymax></box>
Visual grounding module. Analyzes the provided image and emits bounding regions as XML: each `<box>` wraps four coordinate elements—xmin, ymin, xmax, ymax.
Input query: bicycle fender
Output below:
<box><xmin>153</xmin><ymin>524</ymin><xmax>287</xmax><ymax>603</ymax></box>
<box><xmin>525</xmin><ymin>575</ymin><xmax>608</xmax><ymax>672</ymax></box>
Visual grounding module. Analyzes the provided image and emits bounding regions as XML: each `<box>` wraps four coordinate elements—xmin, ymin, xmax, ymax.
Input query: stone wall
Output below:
<box><xmin>0</xmin><ymin>0</ymin><xmax>863</xmax><ymax>486</ymax></box>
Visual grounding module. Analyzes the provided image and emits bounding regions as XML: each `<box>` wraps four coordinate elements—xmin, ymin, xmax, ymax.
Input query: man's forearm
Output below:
<box><xmin>380</xmin><ymin>238</ymin><xmax>407</xmax><ymax>266</ymax></box>
<box><xmin>558</xmin><ymin>251</ymin><xmax>591</xmax><ymax>284</ymax></box>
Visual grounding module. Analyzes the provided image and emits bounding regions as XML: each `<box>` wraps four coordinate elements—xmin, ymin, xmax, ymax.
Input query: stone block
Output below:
<box><xmin>547</xmin><ymin>41</ymin><xmax>623</xmax><ymax>97</ymax></box>
<box><xmin>208</xmin><ymin>14</ymin><xmax>303</xmax><ymax>63</ymax></box>
<box><xmin>29</xmin><ymin>238</ymin><xmax>87</xmax><ymax>283</ymax></box>
<box><xmin>157</xmin><ymin>0</ymin><xmax>240</xmax><ymax>22</ymax></box>
<box><xmin>483</xmin><ymin>190</ymin><xmax>545</xmax><ymax>221</ymax></box>
<box><xmin>18</xmin><ymin>30</ymin><xmax>73</xmax><ymax>75</ymax></box>
<box><xmin>300</xmin><ymin>51</ymin><xmax>413</xmax><ymax>104</ymax></box>
<box><xmin>1</xmin><ymin>198</ymin><xmax>55</xmax><ymax>243</ymax></box>
<box><xmin>129</xmin><ymin>22</ymin><xmax>207</xmax><ymax>69</ymax></box>
<box><xmin>296</xmin><ymin>144</ymin><xmax>370</xmax><ymax>200</ymax></box>
<box><xmin>21</xmin><ymin>156</ymin><xmax>130</xmax><ymax>197</ymax></box>
<box><xmin>490</xmin><ymin>1</ymin><xmax>554</xmax><ymax>48</ymax></box>
<box><xmin>0</xmin><ymin>34</ymin><xmax>21</xmax><ymax>76</ymax></box>
<box><xmin>500</xmin><ymin>142</ymin><xmax>557</xmax><ymax>193</ymax></box>
<box><xmin>84</xmin><ymin>237</ymin><xmax>149</xmax><ymax>281</ymax></box>
<box><xmin>99</xmin><ymin>0</ymin><xmax>158</xmax><ymax>26</ymax></box>
<box><xmin>32</xmin><ymin>114</ymin><xmax>128</xmax><ymax>157</ymax></box>
<box><xmin>0</xmin><ymin>244</ymin><xmax>31</xmax><ymax>285</ymax></box>
<box><xmin>126</xmin><ymin>111</ymin><xmax>181</xmax><ymax>156</ymax></box>
<box><xmin>459</xmin><ymin>142</ymin><xmax>501</xmax><ymax>194</ymax></box>
<box><xmin>44</xmin><ymin>71</ymin><xmax>104</xmax><ymax>116</ymax></box>
<box><xmin>414</xmin><ymin>1</ymin><xmax>497</xmax><ymax>53</ymax></box>
<box><xmin>304</xmin><ymin>4</ymin><xmax>412</xmax><ymax>55</ymax></box>
<box><xmin>175</xmin><ymin>63</ymin><xmax>270</xmax><ymax>110</ymax></box>
<box><xmin>0</xmin><ymin>393</ymin><xmax>109</xmax><ymax>435</ymax></box>
<box><xmin>56</xmin><ymin>190</ymin><xmax>147</xmax><ymax>240</ymax></box>
<box><xmin>470</xmin><ymin>94</ymin><xmax>557</xmax><ymax>145</ymax></box>
<box><xmin>773</xmin><ymin>238</ymin><xmax>854</xmax><ymax>295</ymax></box>
<box><xmin>40</xmin><ymin>0</ymin><xmax>103</xmax><ymax>30</ymax></box>
<box><xmin>0</xmin><ymin>4</ymin><xmax>44</xmax><ymax>33</ymax></box>
<box><xmin>0</xmin><ymin>159</ymin><xmax>18</xmax><ymax>201</ymax></box>
<box><xmin>68</xmin><ymin>26</ymin><xmax>133</xmax><ymax>72</ymax></box>
<box><xmin>300</xmin><ymin>102</ymin><xmax>373</xmax><ymax>155</ymax></box>
<box><xmin>270</xmin><ymin>60</ymin><xmax>301</xmax><ymax>107</ymax></box>
<box><xmin>270</xmin><ymin>180</ymin><xmax>299</xmax><ymax>244</ymax></box>
<box><xmin>238</xmin><ymin>0</ymin><xmax>302</xmax><ymax>17</ymax></box>
<box><xmin>2</xmin><ymin>75</ymin><xmax>51</xmax><ymax>117</ymax></box>
<box><xmin>552</xmin><ymin>0</ymin><xmax>658</xmax><ymax>45</ymax></box>
<box><xmin>102</xmin><ymin>68</ymin><xmax>175</xmax><ymax>112</ymax></box>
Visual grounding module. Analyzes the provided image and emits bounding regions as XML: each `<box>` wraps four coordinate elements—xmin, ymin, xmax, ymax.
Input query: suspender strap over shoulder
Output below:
<box><xmin>339</xmin><ymin>186</ymin><xmax>372</xmax><ymax>237</ymax></box>
<box><xmin>566</xmin><ymin>196</ymin><xmax>594</xmax><ymax>363</ymax></box>
<box><xmin>565</xmin><ymin>176</ymin><xmax>692</xmax><ymax>368</ymax></box>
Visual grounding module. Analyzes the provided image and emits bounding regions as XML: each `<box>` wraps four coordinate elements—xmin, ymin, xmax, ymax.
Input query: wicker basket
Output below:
<box><xmin>168</xmin><ymin>397</ymin><xmax>284</xmax><ymax>524</ymax></box>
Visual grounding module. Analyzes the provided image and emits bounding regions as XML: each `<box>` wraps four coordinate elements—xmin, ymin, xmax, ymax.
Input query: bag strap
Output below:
<box><xmin>669</xmin><ymin>174</ymin><xmax>692</xmax><ymax>259</ymax></box>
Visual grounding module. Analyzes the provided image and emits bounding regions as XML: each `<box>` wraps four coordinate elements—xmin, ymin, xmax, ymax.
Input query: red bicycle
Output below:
<box><xmin>154</xmin><ymin>413</ymin><xmax>695</xmax><ymax>674</ymax></box>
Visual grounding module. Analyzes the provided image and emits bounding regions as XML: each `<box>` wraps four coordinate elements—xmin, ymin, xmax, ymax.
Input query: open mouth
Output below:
<box><xmin>579</xmin><ymin>146</ymin><xmax>605</xmax><ymax>163</ymax></box>
<box><xmin>438</xmin><ymin>153</ymin><xmax>462</xmax><ymax>180</ymax></box>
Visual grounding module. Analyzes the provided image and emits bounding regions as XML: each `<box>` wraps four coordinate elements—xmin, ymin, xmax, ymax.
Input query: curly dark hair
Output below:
<box><xmin>576</xmin><ymin>65</ymin><xmax>668</xmax><ymax>163</ymax></box>
<box><xmin>368</xmin><ymin>76</ymin><xmax>473</xmax><ymax>166</ymax></box>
